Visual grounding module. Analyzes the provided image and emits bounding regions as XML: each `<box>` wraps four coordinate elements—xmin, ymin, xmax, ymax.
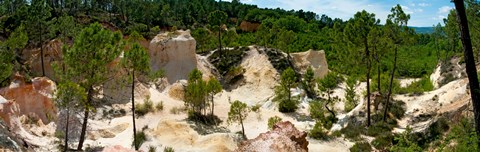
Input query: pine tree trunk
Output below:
<box><xmin>384</xmin><ymin>46</ymin><xmax>398</xmax><ymax>122</ymax></box>
<box><xmin>453</xmin><ymin>0</ymin><xmax>480</xmax><ymax>147</ymax></box>
<box><xmin>376</xmin><ymin>53</ymin><xmax>381</xmax><ymax>94</ymax></box>
<box><xmin>77</xmin><ymin>86</ymin><xmax>92</xmax><ymax>150</ymax></box>
<box><xmin>366</xmin><ymin>40</ymin><xmax>371</xmax><ymax>127</ymax></box>
<box><xmin>325</xmin><ymin>92</ymin><xmax>336</xmax><ymax>118</ymax></box>
<box><xmin>132</xmin><ymin>70</ymin><xmax>138</xmax><ymax>150</ymax></box>
<box><xmin>64</xmin><ymin>105</ymin><xmax>69</xmax><ymax>152</ymax></box>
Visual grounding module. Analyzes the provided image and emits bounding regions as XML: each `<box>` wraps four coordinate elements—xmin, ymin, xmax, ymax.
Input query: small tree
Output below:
<box><xmin>208</xmin><ymin>10</ymin><xmax>228</xmax><ymax>54</ymax></box>
<box><xmin>54</xmin><ymin>81</ymin><xmax>86</xmax><ymax>152</ymax></box>
<box><xmin>0</xmin><ymin>25</ymin><xmax>28</xmax><ymax>86</ymax></box>
<box><xmin>206</xmin><ymin>77</ymin><xmax>222</xmax><ymax>116</ymax></box>
<box><xmin>228</xmin><ymin>100</ymin><xmax>250</xmax><ymax>138</ymax></box>
<box><xmin>273</xmin><ymin>67</ymin><xmax>298</xmax><ymax>113</ymax></box>
<box><xmin>121</xmin><ymin>31</ymin><xmax>151</xmax><ymax>150</ymax></box>
<box><xmin>302</xmin><ymin>67</ymin><xmax>316</xmax><ymax>99</ymax></box>
<box><xmin>184</xmin><ymin>69</ymin><xmax>207</xmax><ymax>116</ymax></box>
<box><xmin>318</xmin><ymin>72</ymin><xmax>340</xmax><ymax>118</ymax></box>
<box><xmin>345</xmin><ymin>77</ymin><xmax>358</xmax><ymax>112</ymax></box>
<box><xmin>267</xmin><ymin>116</ymin><xmax>282</xmax><ymax>130</ymax></box>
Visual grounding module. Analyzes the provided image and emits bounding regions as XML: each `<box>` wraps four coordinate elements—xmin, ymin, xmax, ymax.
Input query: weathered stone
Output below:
<box><xmin>0</xmin><ymin>75</ymin><xmax>57</xmax><ymax>128</ymax></box>
<box><xmin>236</xmin><ymin>121</ymin><xmax>308</xmax><ymax>152</ymax></box>
<box><xmin>149</xmin><ymin>30</ymin><xmax>197</xmax><ymax>84</ymax></box>
<box><xmin>291</xmin><ymin>50</ymin><xmax>329</xmax><ymax>79</ymax></box>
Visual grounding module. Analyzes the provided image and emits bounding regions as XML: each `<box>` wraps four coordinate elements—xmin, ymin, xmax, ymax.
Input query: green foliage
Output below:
<box><xmin>164</xmin><ymin>147</ymin><xmax>175</xmax><ymax>152</ymax></box>
<box><xmin>340</xmin><ymin>123</ymin><xmax>364</xmax><ymax>141</ymax></box>
<box><xmin>439</xmin><ymin>117</ymin><xmax>478</xmax><ymax>151</ymax></box>
<box><xmin>148</xmin><ymin>146</ymin><xmax>156</xmax><ymax>152</ymax></box>
<box><xmin>267</xmin><ymin>116</ymin><xmax>282</xmax><ymax>130</ymax></box>
<box><xmin>366</xmin><ymin>122</ymin><xmax>395</xmax><ymax>137</ymax></box>
<box><xmin>309</xmin><ymin>121</ymin><xmax>328</xmax><ymax>140</ymax></box>
<box><xmin>390</xmin><ymin>127</ymin><xmax>423</xmax><ymax>152</ymax></box>
<box><xmin>302</xmin><ymin>67</ymin><xmax>316</xmax><ymax>98</ymax></box>
<box><xmin>370</xmin><ymin>74</ymin><xmax>400</xmax><ymax>94</ymax></box>
<box><xmin>0</xmin><ymin>25</ymin><xmax>28</xmax><ymax>86</ymax></box>
<box><xmin>309</xmin><ymin>100</ymin><xmax>325</xmax><ymax>121</ymax></box>
<box><xmin>132</xmin><ymin>131</ymin><xmax>147</xmax><ymax>150</ymax></box>
<box><xmin>156</xmin><ymin>101</ymin><xmax>164</xmax><ymax>111</ymax></box>
<box><xmin>184</xmin><ymin>69</ymin><xmax>207</xmax><ymax>115</ymax></box>
<box><xmin>251</xmin><ymin>104</ymin><xmax>261</xmax><ymax>113</ymax></box>
<box><xmin>274</xmin><ymin>67</ymin><xmax>299</xmax><ymax>113</ymax></box>
<box><xmin>135</xmin><ymin>96</ymin><xmax>154</xmax><ymax>117</ymax></box>
<box><xmin>398</xmin><ymin>77</ymin><xmax>434</xmax><ymax>95</ymax></box>
<box><xmin>350</xmin><ymin>142</ymin><xmax>372</xmax><ymax>152</ymax></box>
<box><xmin>345</xmin><ymin>77</ymin><xmax>358</xmax><ymax>112</ymax></box>
<box><xmin>228</xmin><ymin>100</ymin><xmax>250</xmax><ymax>137</ymax></box>
<box><xmin>208</xmin><ymin>46</ymin><xmax>248</xmax><ymax>76</ymax></box>
<box><xmin>371</xmin><ymin>133</ymin><xmax>394</xmax><ymax>150</ymax></box>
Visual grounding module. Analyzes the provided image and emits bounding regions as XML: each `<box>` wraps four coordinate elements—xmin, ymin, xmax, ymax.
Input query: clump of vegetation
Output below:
<box><xmin>164</xmin><ymin>147</ymin><xmax>175</xmax><ymax>152</ymax></box>
<box><xmin>390</xmin><ymin>127</ymin><xmax>422</xmax><ymax>152</ymax></box>
<box><xmin>267</xmin><ymin>116</ymin><xmax>282</xmax><ymax>130</ymax></box>
<box><xmin>208</xmin><ymin>46</ymin><xmax>248</xmax><ymax>77</ymax></box>
<box><xmin>228</xmin><ymin>100</ymin><xmax>250</xmax><ymax>138</ymax></box>
<box><xmin>273</xmin><ymin>67</ymin><xmax>299</xmax><ymax>113</ymax></box>
<box><xmin>132</xmin><ymin>130</ymin><xmax>147</xmax><ymax>150</ymax></box>
<box><xmin>148</xmin><ymin>146</ymin><xmax>157</xmax><ymax>152</ymax></box>
<box><xmin>251</xmin><ymin>104</ymin><xmax>261</xmax><ymax>113</ymax></box>
<box><xmin>263</xmin><ymin>48</ymin><xmax>291</xmax><ymax>73</ymax></box>
<box><xmin>309</xmin><ymin>122</ymin><xmax>329</xmax><ymax>140</ymax></box>
<box><xmin>135</xmin><ymin>96</ymin><xmax>154</xmax><ymax>117</ymax></box>
<box><xmin>350</xmin><ymin>142</ymin><xmax>372</xmax><ymax>152</ymax></box>
<box><xmin>398</xmin><ymin>76</ymin><xmax>434</xmax><ymax>95</ymax></box>
<box><xmin>371</xmin><ymin>133</ymin><xmax>394</xmax><ymax>150</ymax></box>
<box><xmin>156</xmin><ymin>101</ymin><xmax>164</xmax><ymax>111</ymax></box>
<box><xmin>170</xmin><ymin>106</ymin><xmax>185</xmax><ymax>115</ymax></box>
<box><xmin>438</xmin><ymin>117</ymin><xmax>478</xmax><ymax>151</ymax></box>
<box><xmin>344</xmin><ymin>76</ymin><xmax>358</xmax><ymax>112</ymax></box>
<box><xmin>340</xmin><ymin>122</ymin><xmax>364</xmax><ymax>141</ymax></box>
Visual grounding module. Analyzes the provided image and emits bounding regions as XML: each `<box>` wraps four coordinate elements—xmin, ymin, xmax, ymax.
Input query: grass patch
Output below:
<box><xmin>164</xmin><ymin>147</ymin><xmax>175</xmax><ymax>152</ymax></box>
<box><xmin>398</xmin><ymin>77</ymin><xmax>434</xmax><ymax>95</ymax></box>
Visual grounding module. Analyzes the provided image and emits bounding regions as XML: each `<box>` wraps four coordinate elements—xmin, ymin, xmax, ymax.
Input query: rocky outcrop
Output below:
<box><xmin>149</xmin><ymin>30</ymin><xmax>197</xmax><ymax>84</ymax></box>
<box><xmin>25</xmin><ymin>39</ymin><xmax>63</xmax><ymax>79</ymax></box>
<box><xmin>236</xmin><ymin>121</ymin><xmax>308</xmax><ymax>152</ymax></box>
<box><xmin>239</xmin><ymin>21</ymin><xmax>261</xmax><ymax>32</ymax></box>
<box><xmin>291</xmin><ymin>50</ymin><xmax>328</xmax><ymax>78</ymax></box>
<box><xmin>0</xmin><ymin>75</ymin><xmax>57</xmax><ymax>127</ymax></box>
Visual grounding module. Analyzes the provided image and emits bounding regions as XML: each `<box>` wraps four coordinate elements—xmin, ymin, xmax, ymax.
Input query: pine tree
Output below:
<box><xmin>63</xmin><ymin>23</ymin><xmax>123</xmax><ymax>150</ymax></box>
<box><xmin>121</xmin><ymin>31</ymin><xmax>150</xmax><ymax>150</ymax></box>
<box><xmin>228</xmin><ymin>100</ymin><xmax>250</xmax><ymax>139</ymax></box>
<box><xmin>345</xmin><ymin>10</ymin><xmax>379</xmax><ymax>127</ymax></box>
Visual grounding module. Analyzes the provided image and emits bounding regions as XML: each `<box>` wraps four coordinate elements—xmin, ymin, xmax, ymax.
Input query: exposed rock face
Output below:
<box><xmin>25</xmin><ymin>39</ymin><xmax>63</xmax><ymax>79</ymax></box>
<box><xmin>236</xmin><ymin>121</ymin><xmax>308</xmax><ymax>152</ymax></box>
<box><xmin>239</xmin><ymin>21</ymin><xmax>261</xmax><ymax>32</ymax></box>
<box><xmin>0</xmin><ymin>75</ymin><xmax>57</xmax><ymax>127</ymax></box>
<box><xmin>102</xmin><ymin>145</ymin><xmax>136</xmax><ymax>152</ymax></box>
<box><xmin>149</xmin><ymin>30</ymin><xmax>197</xmax><ymax>84</ymax></box>
<box><xmin>291</xmin><ymin>50</ymin><xmax>328</xmax><ymax>79</ymax></box>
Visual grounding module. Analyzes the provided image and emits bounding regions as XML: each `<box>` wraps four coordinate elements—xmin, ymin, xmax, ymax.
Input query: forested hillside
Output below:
<box><xmin>1</xmin><ymin>0</ymin><xmax>480</xmax><ymax>152</ymax></box>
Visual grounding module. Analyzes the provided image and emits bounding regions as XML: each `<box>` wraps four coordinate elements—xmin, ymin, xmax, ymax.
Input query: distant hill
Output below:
<box><xmin>410</xmin><ymin>27</ymin><xmax>434</xmax><ymax>34</ymax></box>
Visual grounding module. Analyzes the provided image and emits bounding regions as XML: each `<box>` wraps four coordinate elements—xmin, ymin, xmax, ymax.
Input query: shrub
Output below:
<box><xmin>366</xmin><ymin>122</ymin><xmax>395</xmax><ymax>137</ymax></box>
<box><xmin>350</xmin><ymin>142</ymin><xmax>372</xmax><ymax>152</ymax></box>
<box><xmin>156</xmin><ymin>101</ymin><xmax>164</xmax><ymax>111</ymax></box>
<box><xmin>278</xmin><ymin>98</ymin><xmax>299</xmax><ymax>113</ymax></box>
<box><xmin>340</xmin><ymin>123</ymin><xmax>363</xmax><ymax>141</ymax></box>
<box><xmin>439</xmin><ymin>117</ymin><xmax>478</xmax><ymax>151</ymax></box>
<box><xmin>267</xmin><ymin>116</ymin><xmax>282</xmax><ymax>130</ymax></box>
<box><xmin>148</xmin><ymin>146</ymin><xmax>157</xmax><ymax>152</ymax></box>
<box><xmin>170</xmin><ymin>106</ymin><xmax>185</xmax><ymax>114</ymax></box>
<box><xmin>309</xmin><ymin>100</ymin><xmax>325</xmax><ymax>121</ymax></box>
<box><xmin>398</xmin><ymin>76</ymin><xmax>434</xmax><ymax>95</ymax></box>
<box><xmin>371</xmin><ymin>133</ymin><xmax>394</xmax><ymax>150</ymax></box>
<box><xmin>135</xmin><ymin>96</ymin><xmax>154</xmax><ymax>117</ymax></box>
<box><xmin>390</xmin><ymin>127</ymin><xmax>422</xmax><ymax>152</ymax></box>
<box><xmin>164</xmin><ymin>147</ymin><xmax>175</xmax><ymax>152</ymax></box>
<box><xmin>309</xmin><ymin>122</ymin><xmax>328</xmax><ymax>140</ymax></box>
<box><xmin>345</xmin><ymin>76</ymin><xmax>358</xmax><ymax>112</ymax></box>
<box><xmin>251</xmin><ymin>104</ymin><xmax>261</xmax><ymax>113</ymax></box>
<box><xmin>132</xmin><ymin>131</ymin><xmax>147</xmax><ymax>149</ymax></box>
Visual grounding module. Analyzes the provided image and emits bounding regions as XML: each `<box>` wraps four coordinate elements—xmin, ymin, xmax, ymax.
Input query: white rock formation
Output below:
<box><xmin>291</xmin><ymin>50</ymin><xmax>329</xmax><ymax>79</ymax></box>
<box><xmin>149</xmin><ymin>30</ymin><xmax>197</xmax><ymax>84</ymax></box>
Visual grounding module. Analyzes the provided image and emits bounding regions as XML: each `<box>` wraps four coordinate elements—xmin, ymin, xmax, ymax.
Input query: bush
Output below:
<box><xmin>170</xmin><ymin>106</ymin><xmax>185</xmax><ymax>114</ymax></box>
<box><xmin>135</xmin><ymin>97</ymin><xmax>154</xmax><ymax>117</ymax></box>
<box><xmin>278</xmin><ymin>98</ymin><xmax>298</xmax><ymax>113</ymax></box>
<box><xmin>148</xmin><ymin>146</ymin><xmax>157</xmax><ymax>152</ymax></box>
<box><xmin>309</xmin><ymin>122</ymin><xmax>328</xmax><ymax>140</ymax></box>
<box><xmin>267</xmin><ymin>116</ymin><xmax>282</xmax><ymax>130</ymax></box>
<box><xmin>340</xmin><ymin>123</ymin><xmax>363</xmax><ymax>141</ymax></box>
<box><xmin>398</xmin><ymin>76</ymin><xmax>434</xmax><ymax>95</ymax></box>
<box><xmin>164</xmin><ymin>147</ymin><xmax>175</xmax><ymax>152</ymax></box>
<box><xmin>251</xmin><ymin>104</ymin><xmax>261</xmax><ymax>113</ymax></box>
<box><xmin>439</xmin><ymin>117</ymin><xmax>478</xmax><ymax>151</ymax></box>
<box><xmin>371</xmin><ymin>133</ymin><xmax>394</xmax><ymax>150</ymax></box>
<box><xmin>132</xmin><ymin>131</ymin><xmax>147</xmax><ymax>149</ymax></box>
<box><xmin>309</xmin><ymin>100</ymin><xmax>325</xmax><ymax>121</ymax></box>
<box><xmin>350</xmin><ymin>142</ymin><xmax>372</xmax><ymax>152</ymax></box>
<box><xmin>156</xmin><ymin>101</ymin><xmax>164</xmax><ymax>111</ymax></box>
<box><xmin>366</xmin><ymin>122</ymin><xmax>395</xmax><ymax>137</ymax></box>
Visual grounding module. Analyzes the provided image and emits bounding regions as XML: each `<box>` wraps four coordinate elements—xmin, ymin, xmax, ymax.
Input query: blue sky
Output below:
<box><xmin>230</xmin><ymin>0</ymin><xmax>455</xmax><ymax>27</ymax></box>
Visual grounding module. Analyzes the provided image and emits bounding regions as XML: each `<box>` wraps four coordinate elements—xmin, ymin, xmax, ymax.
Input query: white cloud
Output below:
<box><xmin>400</xmin><ymin>5</ymin><xmax>414</xmax><ymax>14</ymax></box>
<box><xmin>418</xmin><ymin>3</ymin><xmax>431</xmax><ymax>7</ymax></box>
<box><xmin>438</xmin><ymin>6</ymin><xmax>453</xmax><ymax>14</ymax></box>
